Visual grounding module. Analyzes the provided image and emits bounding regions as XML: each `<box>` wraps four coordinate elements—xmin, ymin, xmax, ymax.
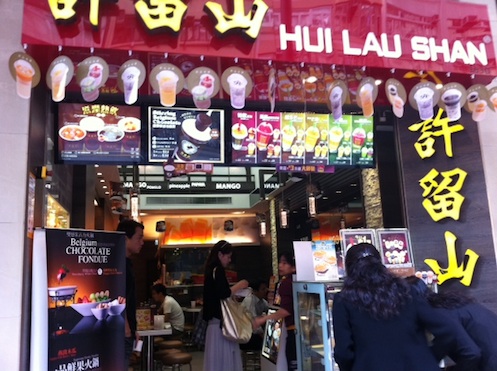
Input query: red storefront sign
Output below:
<box><xmin>22</xmin><ymin>0</ymin><xmax>497</xmax><ymax>76</ymax></box>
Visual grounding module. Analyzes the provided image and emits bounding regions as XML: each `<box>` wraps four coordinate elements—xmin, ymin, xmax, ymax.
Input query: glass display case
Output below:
<box><xmin>293</xmin><ymin>281</ymin><xmax>342</xmax><ymax>371</ymax></box>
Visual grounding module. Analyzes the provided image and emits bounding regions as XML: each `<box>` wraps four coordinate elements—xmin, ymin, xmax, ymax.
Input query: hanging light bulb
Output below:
<box><xmin>260</xmin><ymin>220</ymin><xmax>267</xmax><ymax>237</ymax></box>
<box><xmin>130</xmin><ymin>189</ymin><xmax>139</xmax><ymax>221</ymax></box>
<box><xmin>308</xmin><ymin>191</ymin><xmax>317</xmax><ymax>217</ymax></box>
<box><xmin>280</xmin><ymin>200</ymin><xmax>290</xmax><ymax>229</ymax></box>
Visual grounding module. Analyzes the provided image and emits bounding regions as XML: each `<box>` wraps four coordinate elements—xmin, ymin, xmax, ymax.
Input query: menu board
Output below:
<box><xmin>339</xmin><ymin>229</ymin><xmax>377</xmax><ymax>254</ymax></box>
<box><xmin>57</xmin><ymin>103</ymin><xmax>143</xmax><ymax>164</ymax></box>
<box><xmin>256</xmin><ymin>112</ymin><xmax>281</xmax><ymax>165</ymax></box>
<box><xmin>305</xmin><ymin>113</ymin><xmax>330</xmax><ymax>165</ymax></box>
<box><xmin>231</xmin><ymin>111</ymin><xmax>256</xmax><ymax>163</ymax></box>
<box><xmin>149</xmin><ymin>107</ymin><xmax>224</xmax><ymax>163</ymax></box>
<box><xmin>329</xmin><ymin>116</ymin><xmax>353</xmax><ymax>166</ymax></box>
<box><xmin>232</xmin><ymin>111</ymin><xmax>374</xmax><ymax>168</ymax></box>
<box><xmin>312</xmin><ymin>241</ymin><xmax>339</xmax><ymax>281</ymax></box>
<box><xmin>351</xmin><ymin>116</ymin><xmax>374</xmax><ymax>166</ymax></box>
<box><xmin>377</xmin><ymin>229</ymin><xmax>414</xmax><ymax>269</ymax></box>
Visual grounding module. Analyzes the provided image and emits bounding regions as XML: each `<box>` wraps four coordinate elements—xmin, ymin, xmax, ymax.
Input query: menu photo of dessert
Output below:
<box><xmin>377</xmin><ymin>229</ymin><xmax>413</xmax><ymax>268</ymax></box>
<box><xmin>312</xmin><ymin>241</ymin><xmax>339</xmax><ymax>281</ymax></box>
<box><xmin>256</xmin><ymin>112</ymin><xmax>282</xmax><ymax>164</ymax></box>
<box><xmin>305</xmin><ymin>113</ymin><xmax>330</xmax><ymax>165</ymax></box>
<box><xmin>351</xmin><ymin>116</ymin><xmax>374</xmax><ymax>167</ymax></box>
<box><xmin>328</xmin><ymin>115</ymin><xmax>353</xmax><ymax>166</ymax></box>
<box><xmin>231</xmin><ymin>111</ymin><xmax>257</xmax><ymax>164</ymax></box>
<box><xmin>280</xmin><ymin>112</ymin><xmax>306</xmax><ymax>165</ymax></box>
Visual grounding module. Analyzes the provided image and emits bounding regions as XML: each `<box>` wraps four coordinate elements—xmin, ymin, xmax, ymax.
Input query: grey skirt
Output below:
<box><xmin>203</xmin><ymin>318</ymin><xmax>243</xmax><ymax>371</ymax></box>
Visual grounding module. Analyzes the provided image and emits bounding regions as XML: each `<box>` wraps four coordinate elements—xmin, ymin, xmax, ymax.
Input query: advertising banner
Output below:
<box><xmin>31</xmin><ymin>229</ymin><xmax>126</xmax><ymax>371</ymax></box>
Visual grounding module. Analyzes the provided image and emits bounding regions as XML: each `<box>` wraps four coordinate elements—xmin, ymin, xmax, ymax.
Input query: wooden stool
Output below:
<box><xmin>158</xmin><ymin>340</ymin><xmax>183</xmax><ymax>350</ymax></box>
<box><xmin>161</xmin><ymin>352</ymin><xmax>192</xmax><ymax>371</ymax></box>
<box><xmin>154</xmin><ymin>348</ymin><xmax>181</xmax><ymax>359</ymax></box>
<box><xmin>154</xmin><ymin>337</ymin><xmax>165</xmax><ymax>345</ymax></box>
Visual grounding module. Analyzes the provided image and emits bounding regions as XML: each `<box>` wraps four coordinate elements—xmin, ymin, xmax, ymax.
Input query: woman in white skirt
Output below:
<box><xmin>202</xmin><ymin>240</ymin><xmax>249</xmax><ymax>371</ymax></box>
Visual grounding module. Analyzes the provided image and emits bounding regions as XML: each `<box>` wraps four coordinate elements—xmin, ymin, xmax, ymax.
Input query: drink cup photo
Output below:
<box><xmin>414</xmin><ymin>88</ymin><xmax>434</xmax><ymax>120</ymax></box>
<box><xmin>192</xmin><ymin>85</ymin><xmax>211</xmax><ymax>109</ymax></box>
<box><xmin>88</xmin><ymin>63</ymin><xmax>103</xmax><ymax>87</ymax></box>
<box><xmin>304</xmin><ymin>125</ymin><xmax>320</xmax><ymax>152</ymax></box>
<box><xmin>442</xmin><ymin>89</ymin><xmax>462</xmax><ymax>121</ymax></box>
<box><xmin>122</xmin><ymin>66</ymin><xmax>140</xmax><ymax>105</ymax></box>
<box><xmin>157</xmin><ymin>70</ymin><xmax>179</xmax><ymax>107</ymax></box>
<box><xmin>330</xmin><ymin>86</ymin><xmax>343</xmax><ymax>120</ymax></box>
<box><xmin>472</xmin><ymin>100</ymin><xmax>487</xmax><ymax>122</ymax></box>
<box><xmin>490</xmin><ymin>93</ymin><xmax>497</xmax><ymax>110</ymax></box>
<box><xmin>360</xmin><ymin>83</ymin><xmax>374</xmax><ymax>118</ymax></box>
<box><xmin>328</xmin><ymin>126</ymin><xmax>344</xmax><ymax>152</ymax></box>
<box><xmin>231</xmin><ymin>123</ymin><xmax>248</xmax><ymax>150</ymax></box>
<box><xmin>256</xmin><ymin>122</ymin><xmax>273</xmax><ymax>150</ymax></box>
<box><xmin>80</xmin><ymin>76</ymin><xmax>99</xmax><ymax>102</ymax></box>
<box><xmin>200</xmin><ymin>74</ymin><xmax>215</xmax><ymax>97</ymax></box>
<box><xmin>247</xmin><ymin>142</ymin><xmax>256</xmax><ymax>156</ymax></box>
<box><xmin>14</xmin><ymin>60</ymin><xmax>35</xmax><ymax>99</ymax></box>
<box><xmin>467</xmin><ymin>92</ymin><xmax>479</xmax><ymax>112</ymax></box>
<box><xmin>227</xmin><ymin>73</ymin><xmax>248</xmax><ymax>109</ymax></box>
<box><xmin>392</xmin><ymin>96</ymin><xmax>404</xmax><ymax>118</ymax></box>
<box><xmin>281</xmin><ymin>125</ymin><xmax>296</xmax><ymax>152</ymax></box>
<box><xmin>352</xmin><ymin>127</ymin><xmax>366</xmax><ymax>151</ymax></box>
<box><xmin>50</xmin><ymin>63</ymin><xmax>69</xmax><ymax>102</ymax></box>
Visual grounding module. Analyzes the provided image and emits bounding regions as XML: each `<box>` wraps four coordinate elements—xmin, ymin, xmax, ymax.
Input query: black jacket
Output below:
<box><xmin>202</xmin><ymin>265</ymin><xmax>231</xmax><ymax>321</ymax></box>
<box><xmin>332</xmin><ymin>288</ymin><xmax>480</xmax><ymax>371</ymax></box>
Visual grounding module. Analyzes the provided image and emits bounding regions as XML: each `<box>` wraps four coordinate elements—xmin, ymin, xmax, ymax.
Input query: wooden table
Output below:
<box><xmin>137</xmin><ymin>326</ymin><xmax>173</xmax><ymax>371</ymax></box>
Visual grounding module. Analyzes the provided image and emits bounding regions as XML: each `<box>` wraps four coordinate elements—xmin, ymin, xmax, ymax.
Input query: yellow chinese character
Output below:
<box><xmin>81</xmin><ymin>106</ymin><xmax>91</xmax><ymax>115</ymax></box>
<box><xmin>425</xmin><ymin>231</ymin><xmax>479</xmax><ymax>286</ymax></box>
<box><xmin>100</xmin><ymin>105</ymin><xmax>110</xmax><ymax>115</ymax></box>
<box><xmin>419</xmin><ymin>167</ymin><xmax>467</xmax><ymax>222</ymax></box>
<box><xmin>408</xmin><ymin>108</ymin><xmax>464</xmax><ymax>159</ymax></box>
<box><xmin>204</xmin><ymin>0</ymin><xmax>269</xmax><ymax>40</ymax></box>
<box><xmin>135</xmin><ymin>0</ymin><xmax>188</xmax><ymax>33</ymax></box>
<box><xmin>109</xmin><ymin>106</ymin><xmax>119</xmax><ymax>116</ymax></box>
<box><xmin>48</xmin><ymin>0</ymin><xmax>78</xmax><ymax>22</ymax></box>
<box><xmin>91</xmin><ymin>105</ymin><xmax>101</xmax><ymax>114</ymax></box>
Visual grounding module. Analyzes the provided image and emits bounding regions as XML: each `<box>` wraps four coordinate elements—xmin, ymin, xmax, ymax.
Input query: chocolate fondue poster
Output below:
<box><xmin>46</xmin><ymin>229</ymin><xmax>126</xmax><ymax>371</ymax></box>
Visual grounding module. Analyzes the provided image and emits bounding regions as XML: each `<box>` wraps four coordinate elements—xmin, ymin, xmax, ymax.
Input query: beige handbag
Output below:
<box><xmin>213</xmin><ymin>268</ymin><xmax>253</xmax><ymax>343</ymax></box>
<box><xmin>220</xmin><ymin>296</ymin><xmax>253</xmax><ymax>344</ymax></box>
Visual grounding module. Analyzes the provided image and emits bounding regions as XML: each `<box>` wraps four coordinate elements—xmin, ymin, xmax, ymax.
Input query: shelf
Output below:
<box><xmin>310</xmin><ymin>345</ymin><xmax>325</xmax><ymax>358</ymax></box>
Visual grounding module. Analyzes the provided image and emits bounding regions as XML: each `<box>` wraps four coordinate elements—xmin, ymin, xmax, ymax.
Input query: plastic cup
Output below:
<box><xmin>232</xmin><ymin>123</ymin><xmax>248</xmax><ymax>150</ymax></box>
<box><xmin>190</xmin><ymin>301</ymin><xmax>196</xmax><ymax>309</ymax></box>
<box><xmin>199</xmin><ymin>73</ymin><xmax>215</xmax><ymax>97</ymax></box>
<box><xmin>442</xmin><ymin>89</ymin><xmax>462</xmax><ymax>121</ymax></box>
<box><xmin>14</xmin><ymin>60</ymin><xmax>35</xmax><ymax>99</ymax></box>
<box><xmin>256</xmin><ymin>122</ymin><xmax>273</xmax><ymax>150</ymax></box>
<box><xmin>472</xmin><ymin>100</ymin><xmax>487</xmax><ymax>122</ymax></box>
<box><xmin>490</xmin><ymin>93</ymin><xmax>497</xmax><ymax>110</ymax></box>
<box><xmin>88</xmin><ymin>63</ymin><xmax>103</xmax><ymax>87</ymax></box>
<box><xmin>80</xmin><ymin>76</ymin><xmax>99</xmax><ymax>102</ymax></box>
<box><xmin>227</xmin><ymin>73</ymin><xmax>248</xmax><ymax>109</ymax></box>
<box><xmin>247</xmin><ymin>142</ymin><xmax>256</xmax><ymax>156</ymax></box>
<box><xmin>51</xmin><ymin>63</ymin><xmax>69</xmax><ymax>102</ymax></box>
<box><xmin>467</xmin><ymin>92</ymin><xmax>479</xmax><ymax>112</ymax></box>
<box><xmin>157</xmin><ymin>70</ymin><xmax>179</xmax><ymax>107</ymax></box>
<box><xmin>153</xmin><ymin>315</ymin><xmax>165</xmax><ymax>330</ymax></box>
<box><xmin>304</xmin><ymin>126</ymin><xmax>320</xmax><ymax>152</ymax></box>
<box><xmin>330</xmin><ymin>86</ymin><xmax>343</xmax><ymax>120</ymax></box>
<box><xmin>281</xmin><ymin>125</ymin><xmax>296</xmax><ymax>152</ymax></box>
<box><xmin>414</xmin><ymin>88</ymin><xmax>434</xmax><ymax>120</ymax></box>
<box><xmin>192</xmin><ymin>85</ymin><xmax>211</xmax><ymax>109</ymax></box>
<box><xmin>122</xmin><ymin>66</ymin><xmax>140</xmax><ymax>105</ymax></box>
<box><xmin>360</xmin><ymin>84</ymin><xmax>374</xmax><ymax>118</ymax></box>
<box><xmin>352</xmin><ymin>128</ymin><xmax>366</xmax><ymax>150</ymax></box>
<box><xmin>328</xmin><ymin>126</ymin><xmax>344</xmax><ymax>152</ymax></box>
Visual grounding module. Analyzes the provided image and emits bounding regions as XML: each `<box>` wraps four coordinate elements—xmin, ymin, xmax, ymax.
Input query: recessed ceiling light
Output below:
<box><xmin>99</xmin><ymin>179</ymin><xmax>105</xmax><ymax>183</ymax></box>
<box><xmin>104</xmin><ymin>191</ymin><xmax>110</xmax><ymax>195</ymax></box>
<box><xmin>232</xmin><ymin>211</ymin><xmax>245</xmax><ymax>215</ymax></box>
<box><xmin>336</xmin><ymin>190</ymin><xmax>342</xmax><ymax>194</ymax></box>
<box><xmin>140</xmin><ymin>212</ymin><xmax>148</xmax><ymax>216</ymax></box>
<box><xmin>350</xmin><ymin>183</ymin><xmax>357</xmax><ymax>187</ymax></box>
<box><xmin>322</xmin><ymin>196</ymin><xmax>328</xmax><ymax>200</ymax></box>
<box><xmin>93</xmin><ymin>200</ymin><xmax>99</xmax><ymax>206</ymax></box>
<box><xmin>94</xmin><ymin>164</ymin><xmax>99</xmax><ymax>168</ymax></box>
<box><xmin>102</xmin><ymin>185</ymin><xmax>108</xmax><ymax>189</ymax></box>
<box><xmin>97</xmin><ymin>172</ymin><xmax>103</xmax><ymax>176</ymax></box>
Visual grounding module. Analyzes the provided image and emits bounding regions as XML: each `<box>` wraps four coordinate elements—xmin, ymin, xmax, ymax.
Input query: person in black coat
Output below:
<box><xmin>332</xmin><ymin>243</ymin><xmax>480</xmax><ymax>371</ymax></box>
<box><xmin>408</xmin><ymin>277</ymin><xmax>497</xmax><ymax>371</ymax></box>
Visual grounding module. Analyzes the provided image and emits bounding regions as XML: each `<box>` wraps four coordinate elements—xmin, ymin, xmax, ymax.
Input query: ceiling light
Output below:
<box><xmin>232</xmin><ymin>211</ymin><xmax>246</xmax><ymax>215</ymax></box>
<box><xmin>99</xmin><ymin>179</ymin><xmax>105</xmax><ymax>183</ymax></box>
<box><xmin>104</xmin><ymin>191</ymin><xmax>110</xmax><ymax>195</ymax></box>
<box><xmin>375</xmin><ymin>79</ymin><xmax>383</xmax><ymax>85</ymax></box>
<box><xmin>322</xmin><ymin>196</ymin><xmax>328</xmax><ymax>200</ymax></box>
<box><xmin>350</xmin><ymin>183</ymin><xmax>357</xmax><ymax>187</ymax></box>
<box><xmin>93</xmin><ymin>200</ymin><xmax>99</xmax><ymax>206</ymax></box>
<box><xmin>436</xmin><ymin>83</ymin><xmax>443</xmax><ymax>90</ymax></box>
<box><xmin>336</xmin><ymin>190</ymin><xmax>342</xmax><ymax>194</ymax></box>
<box><xmin>304</xmin><ymin>76</ymin><xmax>318</xmax><ymax>83</ymax></box>
<box><xmin>140</xmin><ymin>212</ymin><xmax>148</xmax><ymax>216</ymax></box>
<box><xmin>94</xmin><ymin>164</ymin><xmax>99</xmax><ymax>168</ymax></box>
<box><xmin>97</xmin><ymin>172</ymin><xmax>103</xmax><ymax>176</ymax></box>
<box><xmin>102</xmin><ymin>185</ymin><xmax>108</xmax><ymax>189</ymax></box>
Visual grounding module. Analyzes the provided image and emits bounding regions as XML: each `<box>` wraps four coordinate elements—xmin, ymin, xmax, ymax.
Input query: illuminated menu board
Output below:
<box><xmin>57</xmin><ymin>103</ymin><xmax>143</xmax><ymax>164</ymax></box>
<box><xmin>231</xmin><ymin>111</ymin><xmax>374</xmax><ymax>167</ymax></box>
<box><xmin>149</xmin><ymin>107</ymin><xmax>225</xmax><ymax>163</ymax></box>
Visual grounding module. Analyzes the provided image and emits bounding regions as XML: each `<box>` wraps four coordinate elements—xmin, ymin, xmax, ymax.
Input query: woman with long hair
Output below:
<box><xmin>332</xmin><ymin>243</ymin><xmax>480</xmax><ymax>371</ymax></box>
<box><xmin>408</xmin><ymin>277</ymin><xmax>497</xmax><ymax>371</ymax></box>
<box><xmin>202</xmin><ymin>240</ymin><xmax>248</xmax><ymax>371</ymax></box>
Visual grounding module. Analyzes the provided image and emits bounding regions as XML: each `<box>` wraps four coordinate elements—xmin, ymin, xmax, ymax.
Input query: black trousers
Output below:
<box><xmin>286</xmin><ymin>329</ymin><xmax>298</xmax><ymax>371</ymax></box>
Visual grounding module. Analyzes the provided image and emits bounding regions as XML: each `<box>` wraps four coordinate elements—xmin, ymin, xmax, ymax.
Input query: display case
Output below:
<box><xmin>293</xmin><ymin>281</ymin><xmax>342</xmax><ymax>371</ymax></box>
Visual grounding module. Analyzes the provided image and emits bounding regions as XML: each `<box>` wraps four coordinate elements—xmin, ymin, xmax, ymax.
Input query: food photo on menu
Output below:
<box><xmin>377</xmin><ymin>229</ymin><xmax>413</xmax><ymax>268</ymax></box>
<box><xmin>328</xmin><ymin>115</ymin><xmax>353</xmax><ymax>166</ymax></box>
<box><xmin>231</xmin><ymin>111</ymin><xmax>257</xmax><ymax>164</ymax></box>
<box><xmin>305</xmin><ymin>113</ymin><xmax>330</xmax><ymax>165</ymax></box>
<box><xmin>148</xmin><ymin>107</ymin><xmax>224</xmax><ymax>163</ymax></box>
<box><xmin>280</xmin><ymin>112</ymin><xmax>306</xmax><ymax>165</ymax></box>
<box><xmin>312</xmin><ymin>241</ymin><xmax>339</xmax><ymax>281</ymax></box>
<box><xmin>57</xmin><ymin>103</ymin><xmax>142</xmax><ymax>164</ymax></box>
<box><xmin>256</xmin><ymin>112</ymin><xmax>281</xmax><ymax>165</ymax></box>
